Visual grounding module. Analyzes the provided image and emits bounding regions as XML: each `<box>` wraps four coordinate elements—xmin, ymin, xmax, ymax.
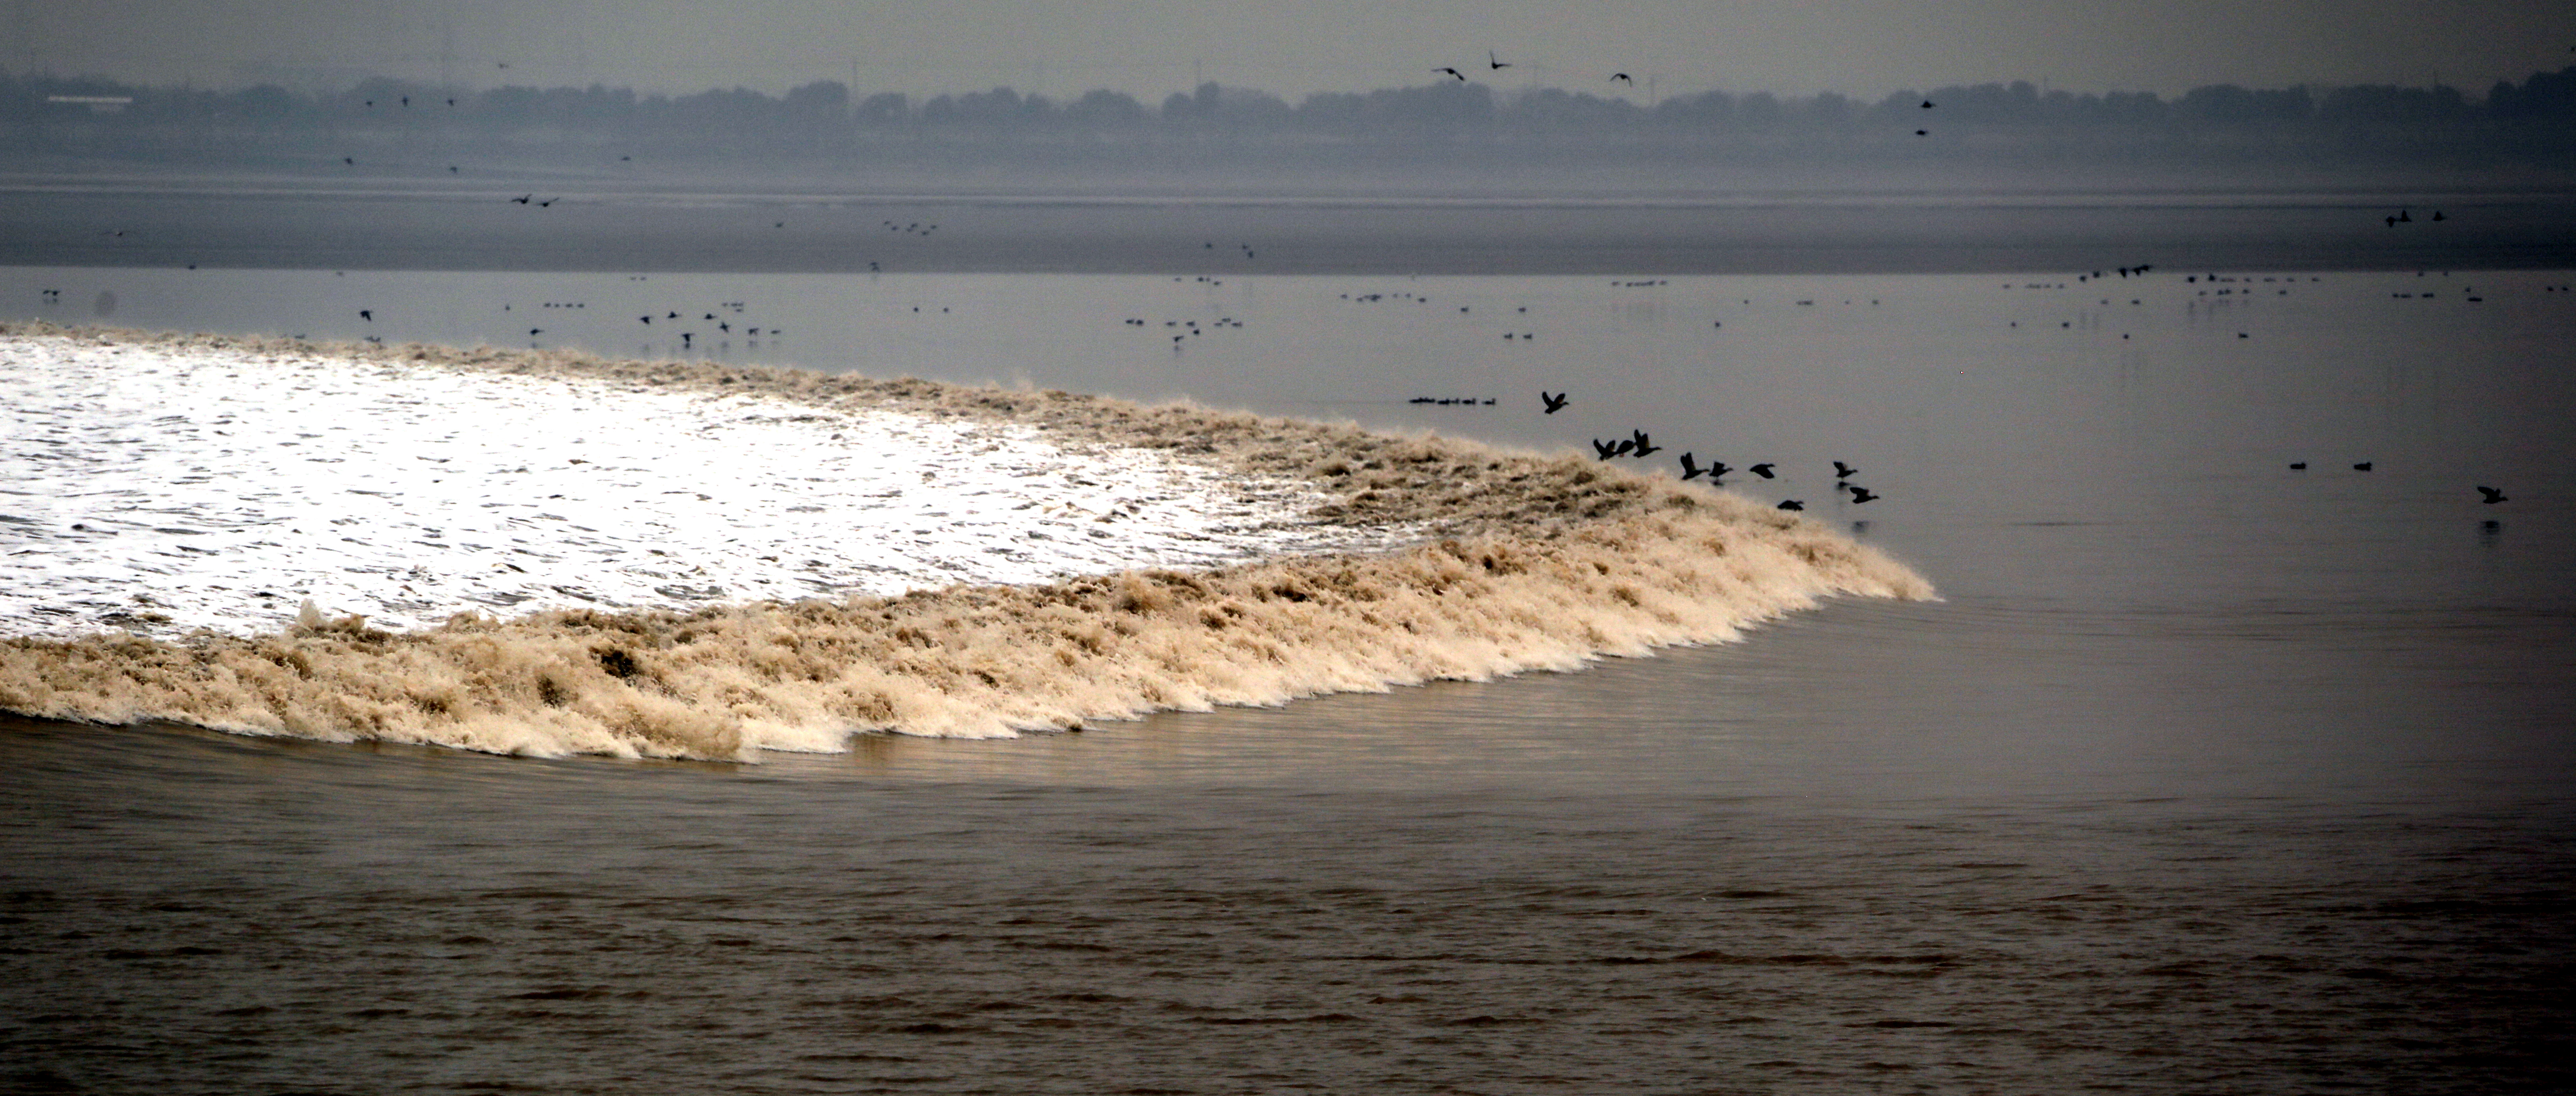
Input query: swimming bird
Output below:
<box><xmin>1848</xmin><ymin>486</ymin><xmax>1880</xmax><ymax>504</ymax></box>
<box><xmin>2354</xmin><ymin>461</ymin><xmax>2374</xmax><ymax>471</ymax></box>
<box><xmin>1630</xmin><ymin>430</ymin><xmax>1661</xmax><ymax>457</ymax></box>
<box><xmin>1921</xmin><ymin>99</ymin><xmax>1935</xmax><ymax>109</ymax></box>
<box><xmin>1778</xmin><ymin>500</ymin><xmax>1805</xmax><ymax>511</ymax></box>
<box><xmin>2432</xmin><ymin>210</ymin><xmax>2448</xmax><ymax>222</ymax></box>
<box><xmin>1489</xmin><ymin>50</ymin><xmax>1512</xmax><ymax>71</ymax></box>
<box><xmin>1679</xmin><ymin>452</ymin><xmax>1708</xmax><ymax>480</ymax></box>
<box><xmin>1541</xmin><ymin>390</ymin><xmax>1570</xmax><ymax>413</ymax></box>
<box><xmin>1833</xmin><ymin>460</ymin><xmax>1859</xmax><ymax>480</ymax></box>
<box><xmin>2478</xmin><ymin>485</ymin><xmax>2507</xmax><ymax>504</ymax></box>
<box><xmin>1434</xmin><ymin>67</ymin><xmax>1466</xmax><ymax>81</ymax></box>
<box><xmin>1750</xmin><ymin>462</ymin><xmax>1776</xmax><ymax>479</ymax></box>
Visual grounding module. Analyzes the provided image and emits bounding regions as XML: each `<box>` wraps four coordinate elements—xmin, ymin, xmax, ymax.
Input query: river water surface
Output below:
<box><xmin>3</xmin><ymin>197</ymin><xmax>2573</xmax><ymax>1092</ymax></box>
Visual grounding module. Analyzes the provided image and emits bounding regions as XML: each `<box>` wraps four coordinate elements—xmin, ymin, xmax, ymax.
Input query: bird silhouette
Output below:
<box><xmin>1705</xmin><ymin>460</ymin><xmax>1732</xmax><ymax>480</ymax></box>
<box><xmin>2290</xmin><ymin>461</ymin><xmax>2307</xmax><ymax>469</ymax></box>
<box><xmin>1593</xmin><ymin>439</ymin><xmax>1622</xmax><ymax>460</ymax></box>
<box><xmin>639</xmin><ymin>315</ymin><xmax>651</xmax><ymax>324</ymax></box>
<box><xmin>1611</xmin><ymin>73</ymin><xmax>1634</xmax><ymax>85</ymax></box>
<box><xmin>2432</xmin><ymin>210</ymin><xmax>2448</xmax><ymax>222</ymax></box>
<box><xmin>512</xmin><ymin>195</ymin><xmax>532</xmax><ymax>204</ymax></box>
<box><xmin>1921</xmin><ymin>100</ymin><xmax>1935</xmax><ymax>108</ymax></box>
<box><xmin>359</xmin><ymin>309</ymin><xmax>373</xmax><ymax>321</ymax></box>
<box><xmin>1489</xmin><ymin>50</ymin><xmax>1511</xmax><ymax>71</ymax></box>
<box><xmin>1777</xmin><ymin>500</ymin><xmax>1805</xmax><ymax>511</ymax></box>
<box><xmin>1679</xmin><ymin>452</ymin><xmax>1708</xmax><ymax>480</ymax></box>
<box><xmin>2478</xmin><ymin>485</ymin><xmax>2507</xmax><ymax>504</ymax></box>
<box><xmin>1434</xmin><ymin>67</ymin><xmax>1466</xmax><ymax>81</ymax></box>
<box><xmin>1750</xmin><ymin>463</ymin><xmax>1776</xmax><ymax>479</ymax></box>
<box><xmin>1631</xmin><ymin>430</ymin><xmax>1661</xmax><ymax>457</ymax></box>
<box><xmin>2354</xmin><ymin>461</ymin><xmax>2374</xmax><ymax>471</ymax></box>
<box><xmin>1541</xmin><ymin>390</ymin><xmax>1570</xmax><ymax>413</ymax></box>
<box><xmin>1833</xmin><ymin>460</ymin><xmax>1859</xmax><ymax>479</ymax></box>
<box><xmin>1848</xmin><ymin>487</ymin><xmax>1880</xmax><ymax>504</ymax></box>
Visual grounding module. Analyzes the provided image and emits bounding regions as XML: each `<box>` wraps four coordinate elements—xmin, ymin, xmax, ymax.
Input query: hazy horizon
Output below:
<box><xmin>12</xmin><ymin>0</ymin><xmax>2574</xmax><ymax>103</ymax></box>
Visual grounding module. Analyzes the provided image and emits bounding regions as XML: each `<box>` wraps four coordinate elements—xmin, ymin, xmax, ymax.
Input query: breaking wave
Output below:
<box><xmin>0</xmin><ymin>322</ymin><xmax>1934</xmax><ymax>760</ymax></box>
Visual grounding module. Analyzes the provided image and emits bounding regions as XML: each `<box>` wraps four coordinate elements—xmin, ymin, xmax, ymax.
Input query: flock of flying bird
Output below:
<box><xmin>1542</xmin><ymin>390</ymin><xmax>1876</xmax><ymax>512</ymax></box>
<box><xmin>1432</xmin><ymin>56</ymin><xmax>1943</xmax><ymax>133</ymax></box>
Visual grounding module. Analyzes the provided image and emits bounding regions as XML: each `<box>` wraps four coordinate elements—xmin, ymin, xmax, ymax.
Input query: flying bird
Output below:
<box><xmin>2478</xmin><ymin>485</ymin><xmax>2507</xmax><ymax>504</ymax></box>
<box><xmin>1593</xmin><ymin>439</ymin><xmax>1622</xmax><ymax>460</ymax></box>
<box><xmin>1489</xmin><ymin>50</ymin><xmax>1511</xmax><ymax>71</ymax></box>
<box><xmin>1833</xmin><ymin>460</ymin><xmax>1859</xmax><ymax>479</ymax></box>
<box><xmin>1541</xmin><ymin>390</ymin><xmax>1570</xmax><ymax>413</ymax></box>
<box><xmin>1630</xmin><ymin>430</ymin><xmax>1661</xmax><ymax>457</ymax></box>
<box><xmin>1777</xmin><ymin>500</ymin><xmax>1805</xmax><ymax>511</ymax></box>
<box><xmin>359</xmin><ymin>309</ymin><xmax>372</xmax><ymax>321</ymax></box>
<box><xmin>1678</xmin><ymin>452</ymin><xmax>1708</xmax><ymax>480</ymax></box>
<box><xmin>512</xmin><ymin>194</ymin><xmax>532</xmax><ymax>204</ymax></box>
<box><xmin>1611</xmin><ymin>73</ymin><xmax>1634</xmax><ymax>85</ymax></box>
<box><xmin>1434</xmin><ymin>67</ymin><xmax>1466</xmax><ymax>81</ymax></box>
<box><xmin>1848</xmin><ymin>486</ymin><xmax>1880</xmax><ymax>504</ymax></box>
<box><xmin>1750</xmin><ymin>462</ymin><xmax>1776</xmax><ymax>479</ymax></box>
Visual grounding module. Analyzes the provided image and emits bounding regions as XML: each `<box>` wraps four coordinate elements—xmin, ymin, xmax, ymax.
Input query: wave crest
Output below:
<box><xmin>0</xmin><ymin>323</ymin><xmax>1933</xmax><ymax>759</ymax></box>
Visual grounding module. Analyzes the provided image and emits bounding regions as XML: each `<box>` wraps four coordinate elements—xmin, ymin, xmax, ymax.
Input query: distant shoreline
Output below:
<box><xmin>6</xmin><ymin>181</ymin><xmax>2572</xmax><ymax>275</ymax></box>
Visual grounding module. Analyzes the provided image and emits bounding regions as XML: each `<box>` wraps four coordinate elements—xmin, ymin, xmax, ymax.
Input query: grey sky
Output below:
<box><xmin>15</xmin><ymin>0</ymin><xmax>2574</xmax><ymax>100</ymax></box>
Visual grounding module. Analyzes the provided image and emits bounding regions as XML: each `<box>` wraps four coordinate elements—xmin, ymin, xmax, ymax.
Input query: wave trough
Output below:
<box><xmin>1</xmin><ymin>323</ymin><xmax>1934</xmax><ymax>759</ymax></box>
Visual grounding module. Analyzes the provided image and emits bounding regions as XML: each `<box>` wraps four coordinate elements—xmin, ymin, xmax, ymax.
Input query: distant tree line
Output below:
<box><xmin>6</xmin><ymin>67</ymin><xmax>2573</xmax><ymax>176</ymax></box>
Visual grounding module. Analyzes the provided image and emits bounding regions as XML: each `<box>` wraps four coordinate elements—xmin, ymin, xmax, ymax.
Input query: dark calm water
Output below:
<box><xmin>4</xmin><ymin>195</ymin><xmax>2575</xmax><ymax>1092</ymax></box>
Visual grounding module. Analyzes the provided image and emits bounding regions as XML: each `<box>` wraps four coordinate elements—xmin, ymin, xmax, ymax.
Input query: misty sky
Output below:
<box><xmin>14</xmin><ymin>0</ymin><xmax>2575</xmax><ymax>101</ymax></box>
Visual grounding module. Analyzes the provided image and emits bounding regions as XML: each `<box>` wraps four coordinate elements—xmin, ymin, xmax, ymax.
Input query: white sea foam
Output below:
<box><xmin>1</xmin><ymin>334</ymin><xmax>1405</xmax><ymax>641</ymax></box>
